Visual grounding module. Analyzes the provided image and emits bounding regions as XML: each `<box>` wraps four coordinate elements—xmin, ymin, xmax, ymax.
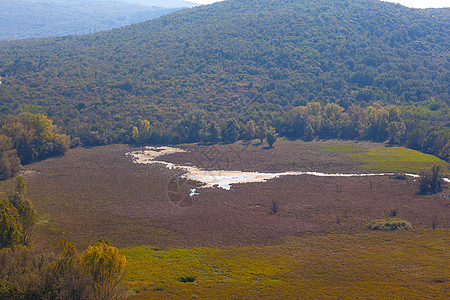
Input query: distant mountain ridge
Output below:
<box><xmin>116</xmin><ymin>0</ymin><xmax>198</xmax><ymax>8</ymax></box>
<box><xmin>30</xmin><ymin>0</ymin><xmax>199</xmax><ymax>9</ymax></box>
<box><xmin>0</xmin><ymin>0</ymin><xmax>195</xmax><ymax>40</ymax></box>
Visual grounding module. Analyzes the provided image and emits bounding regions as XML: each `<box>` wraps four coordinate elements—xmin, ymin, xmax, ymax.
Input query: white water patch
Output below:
<box><xmin>189</xmin><ymin>189</ymin><xmax>199</xmax><ymax>197</ymax></box>
<box><xmin>127</xmin><ymin>146</ymin><xmax>186</xmax><ymax>164</ymax></box>
<box><xmin>127</xmin><ymin>147</ymin><xmax>450</xmax><ymax>192</ymax></box>
<box><xmin>187</xmin><ymin>170</ymin><xmax>400</xmax><ymax>190</ymax></box>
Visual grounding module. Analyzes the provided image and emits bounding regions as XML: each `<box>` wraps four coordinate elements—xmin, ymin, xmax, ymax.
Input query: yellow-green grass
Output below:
<box><xmin>122</xmin><ymin>229</ymin><xmax>449</xmax><ymax>299</ymax></box>
<box><xmin>349</xmin><ymin>147</ymin><xmax>449</xmax><ymax>174</ymax></box>
<box><xmin>319</xmin><ymin>145</ymin><xmax>362</xmax><ymax>152</ymax></box>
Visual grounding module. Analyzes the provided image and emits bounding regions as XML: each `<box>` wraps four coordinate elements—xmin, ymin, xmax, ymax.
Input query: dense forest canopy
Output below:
<box><xmin>0</xmin><ymin>0</ymin><xmax>448</xmax><ymax>158</ymax></box>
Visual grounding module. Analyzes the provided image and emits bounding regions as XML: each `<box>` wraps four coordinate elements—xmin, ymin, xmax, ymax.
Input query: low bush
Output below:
<box><xmin>367</xmin><ymin>218</ymin><xmax>412</xmax><ymax>231</ymax></box>
<box><xmin>179</xmin><ymin>276</ymin><xmax>196</xmax><ymax>283</ymax></box>
<box><xmin>393</xmin><ymin>173</ymin><xmax>407</xmax><ymax>180</ymax></box>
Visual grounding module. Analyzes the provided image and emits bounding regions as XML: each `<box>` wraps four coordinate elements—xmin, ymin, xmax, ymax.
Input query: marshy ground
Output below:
<box><xmin>7</xmin><ymin>139</ymin><xmax>449</xmax><ymax>298</ymax></box>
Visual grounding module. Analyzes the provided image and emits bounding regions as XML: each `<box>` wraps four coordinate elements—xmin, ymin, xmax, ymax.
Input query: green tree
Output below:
<box><xmin>84</xmin><ymin>130</ymin><xmax>107</xmax><ymax>146</ymax></box>
<box><xmin>257</xmin><ymin>120</ymin><xmax>267</xmax><ymax>144</ymax></box>
<box><xmin>387</xmin><ymin>121</ymin><xmax>406</xmax><ymax>144</ymax></box>
<box><xmin>207</xmin><ymin>122</ymin><xmax>221</xmax><ymax>143</ymax></box>
<box><xmin>243</xmin><ymin>120</ymin><xmax>256</xmax><ymax>141</ymax></box>
<box><xmin>0</xmin><ymin>177</ymin><xmax>37</xmax><ymax>249</ymax></box>
<box><xmin>1</xmin><ymin>113</ymin><xmax>68</xmax><ymax>164</ymax></box>
<box><xmin>266</xmin><ymin>126</ymin><xmax>278</xmax><ymax>148</ymax></box>
<box><xmin>52</xmin><ymin>134</ymin><xmax>71</xmax><ymax>155</ymax></box>
<box><xmin>20</xmin><ymin>113</ymin><xmax>54</xmax><ymax>142</ymax></box>
<box><xmin>289</xmin><ymin>106</ymin><xmax>307</xmax><ymax>138</ymax></box>
<box><xmin>16</xmin><ymin>204</ymin><xmax>36</xmax><ymax>246</ymax></box>
<box><xmin>14</xmin><ymin>176</ymin><xmax>27</xmax><ymax>196</ymax></box>
<box><xmin>8</xmin><ymin>177</ymin><xmax>36</xmax><ymax>246</ymax></box>
<box><xmin>417</xmin><ymin>165</ymin><xmax>445</xmax><ymax>195</ymax></box>
<box><xmin>362</xmin><ymin>104</ymin><xmax>389</xmax><ymax>142</ymax></box>
<box><xmin>0</xmin><ymin>200</ymin><xmax>22</xmax><ymax>249</ymax></box>
<box><xmin>1</xmin><ymin>120</ymin><xmax>37</xmax><ymax>164</ymax></box>
<box><xmin>439</xmin><ymin>142</ymin><xmax>449</xmax><ymax>161</ymax></box>
<box><xmin>44</xmin><ymin>239</ymin><xmax>89</xmax><ymax>299</ymax></box>
<box><xmin>304</xmin><ymin>123</ymin><xmax>315</xmax><ymax>141</ymax></box>
<box><xmin>221</xmin><ymin>119</ymin><xmax>239</xmax><ymax>143</ymax></box>
<box><xmin>321</xmin><ymin>103</ymin><xmax>345</xmax><ymax>139</ymax></box>
<box><xmin>184</xmin><ymin>110</ymin><xmax>205</xmax><ymax>143</ymax></box>
<box><xmin>131</xmin><ymin>120</ymin><xmax>151</xmax><ymax>145</ymax></box>
<box><xmin>406</xmin><ymin>128</ymin><xmax>425</xmax><ymax>150</ymax></box>
<box><xmin>0</xmin><ymin>134</ymin><xmax>21</xmax><ymax>181</ymax></box>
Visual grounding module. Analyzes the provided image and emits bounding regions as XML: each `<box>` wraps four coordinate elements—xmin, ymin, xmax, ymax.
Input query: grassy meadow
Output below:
<box><xmin>123</xmin><ymin>229</ymin><xmax>449</xmax><ymax>299</ymax></box>
<box><xmin>9</xmin><ymin>139</ymin><xmax>448</xmax><ymax>298</ymax></box>
<box><xmin>348</xmin><ymin>147</ymin><xmax>449</xmax><ymax>174</ymax></box>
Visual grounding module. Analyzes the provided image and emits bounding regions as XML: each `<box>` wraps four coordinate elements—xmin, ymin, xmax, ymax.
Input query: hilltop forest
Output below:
<box><xmin>0</xmin><ymin>0</ymin><xmax>449</xmax><ymax>169</ymax></box>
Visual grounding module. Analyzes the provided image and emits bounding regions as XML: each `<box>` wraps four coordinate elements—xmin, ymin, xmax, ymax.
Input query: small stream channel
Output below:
<box><xmin>127</xmin><ymin>147</ymin><xmax>449</xmax><ymax>194</ymax></box>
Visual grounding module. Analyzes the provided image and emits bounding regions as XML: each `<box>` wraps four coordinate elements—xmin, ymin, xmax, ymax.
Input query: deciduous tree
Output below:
<box><xmin>81</xmin><ymin>240</ymin><xmax>126</xmax><ymax>300</ymax></box>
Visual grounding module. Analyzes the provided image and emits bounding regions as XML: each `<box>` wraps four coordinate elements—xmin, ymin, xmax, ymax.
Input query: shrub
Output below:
<box><xmin>393</xmin><ymin>172</ymin><xmax>407</xmax><ymax>180</ymax></box>
<box><xmin>417</xmin><ymin>165</ymin><xmax>445</xmax><ymax>194</ymax></box>
<box><xmin>179</xmin><ymin>276</ymin><xmax>196</xmax><ymax>283</ymax></box>
<box><xmin>70</xmin><ymin>137</ymin><xmax>82</xmax><ymax>148</ymax></box>
<box><xmin>367</xmin><ymin>218</ymin><xmax>412</xmax><ymax>231</ymax></box>
<box><xmin>270</xmin><ymin>200</ymin><xmax>279</xmax><ymax>214</ymax></box>
<box><xmin>389</xmin><ymin>209</ymin><xmax>398</xmax><ymax>217</ymax></box>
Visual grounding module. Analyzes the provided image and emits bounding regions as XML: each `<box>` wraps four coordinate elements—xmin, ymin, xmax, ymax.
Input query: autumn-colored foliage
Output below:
<box><xmin>81</xmin><ymin>240</ymin><xmax>127</xmax><ymax>300</ymax></box>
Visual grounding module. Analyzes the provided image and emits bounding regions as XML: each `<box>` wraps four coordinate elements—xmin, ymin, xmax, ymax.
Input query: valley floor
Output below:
<box><xmin>5</xmin><ymin>139</ymin><xmax>447</xmax><ymax>298</ymax></box>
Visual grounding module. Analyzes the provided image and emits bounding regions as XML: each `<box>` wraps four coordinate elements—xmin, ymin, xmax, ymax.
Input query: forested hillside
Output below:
<box><xmin>0</xmin><ymin>0</ymin><xmax>448</xmax><ymax>159</ymax></box>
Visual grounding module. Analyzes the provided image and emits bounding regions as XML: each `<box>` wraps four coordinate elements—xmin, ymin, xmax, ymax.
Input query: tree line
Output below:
<box><xmin>74</xmin><ymin>101</ymin><xmax>448</xmax><ymax>160</ymax></box>
<box><xmin>0</xmin><ymin>113</ymin><xmax>71</xmax><ymax>180</ymax></box>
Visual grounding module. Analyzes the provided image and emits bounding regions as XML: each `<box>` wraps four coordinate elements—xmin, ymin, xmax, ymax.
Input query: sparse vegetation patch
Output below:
<box><xmin>367</xmin><ymin>218</ymin><xmax>413</xmax><ymax>231</ymax></box>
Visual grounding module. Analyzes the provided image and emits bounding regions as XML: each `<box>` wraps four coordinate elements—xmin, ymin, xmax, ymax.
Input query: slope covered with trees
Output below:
<box><xmin>0</xmin><ymin>0</ymin><xmax>448</xmax><ymax>158</ymax></box>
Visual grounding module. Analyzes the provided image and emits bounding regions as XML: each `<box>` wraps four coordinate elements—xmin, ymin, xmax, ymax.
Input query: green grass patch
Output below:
<box><xmin>122</xmin><ymin>230</ymin><xmax>450</xmax><ymax>299</ymax></box>
<box><xmin>319</xmin><ymin>145</ymin><xmax>362</xmax><ymax>152</ymax></box>
<box><xmin>349</xmin><ymin>147</ymin><xmax>449</xmax><ymax>173</ymax></box>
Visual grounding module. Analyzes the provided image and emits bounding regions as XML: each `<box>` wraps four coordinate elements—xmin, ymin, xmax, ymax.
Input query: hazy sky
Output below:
<box><xmin>193</xmin><ymin>0</ymin><xmax>449</xmax><ymax>8</ymax></box>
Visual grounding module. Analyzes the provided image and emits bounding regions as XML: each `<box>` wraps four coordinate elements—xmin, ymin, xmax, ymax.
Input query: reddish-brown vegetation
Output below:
<box><xmin>16</xmin><ymin>140</ymin><xmax>448</xmax><ymax>250</ymax></box>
